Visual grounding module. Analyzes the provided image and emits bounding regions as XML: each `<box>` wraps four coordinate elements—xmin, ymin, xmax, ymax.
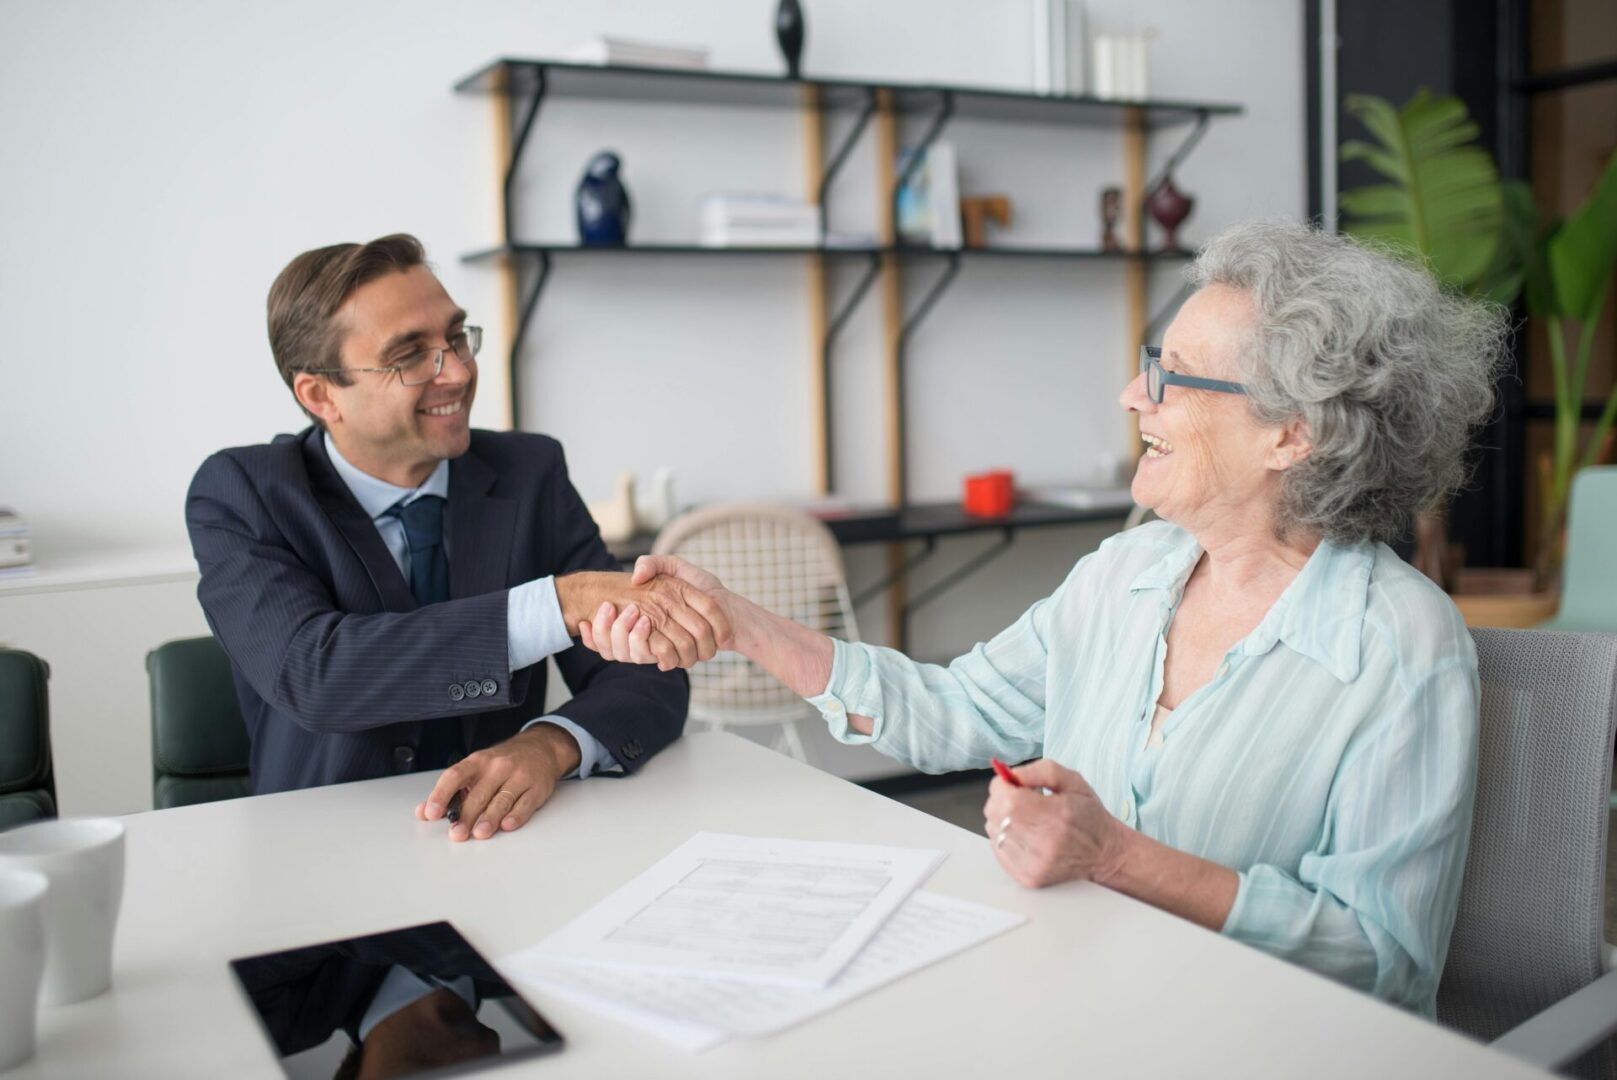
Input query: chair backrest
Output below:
<box><xmin>1438</xmin><ymin>628</ymin><xmax>1617</xmax><ymax>1058</ymax></box>
<box><xmin>147</xmin><ymin>636</ymin><xmax>252</xmax><ymax>809</ymax></box>
<box><xmin>0</xmin><ymin>649</ymin><xmax>55</xmax><ymax>829</ymax></box>
<box><xmin>652</xmin><ymin>504</ymin><xmax>859</xmax><ymax>726</ymax></box>
<box><xmin>1552</xmin><ymin>466</ymin><xmax>1617</xmax><ymax>631</ymax></box>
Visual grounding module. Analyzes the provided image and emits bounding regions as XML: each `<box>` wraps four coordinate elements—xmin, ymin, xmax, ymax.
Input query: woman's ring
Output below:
<box><xmin>994</xmin><ymin>815</ymin><xmax>1012</xmax><ymax>848</ymax></box>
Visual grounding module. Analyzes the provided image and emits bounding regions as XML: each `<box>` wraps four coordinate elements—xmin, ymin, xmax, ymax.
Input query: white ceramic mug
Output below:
<box><xmin>0</xmin><ymin>819</ymin><xmax>125</xmax><ymax>1005</ymax></box>
<box><xmin>0</xmin><ymin>868</ymin><xmax>49</xmax><ymax>1069</ymax></box>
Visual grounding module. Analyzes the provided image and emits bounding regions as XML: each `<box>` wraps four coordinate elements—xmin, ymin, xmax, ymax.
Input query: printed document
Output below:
<box><xmin>503</xmin><ymin>891</ymin><xmax>1025</xmax><ymax>1049</ymax></box>
<box><xmin>527</xmin><ymin>832</ymin><xmax>945</xmax><ymax>986</ymax></box>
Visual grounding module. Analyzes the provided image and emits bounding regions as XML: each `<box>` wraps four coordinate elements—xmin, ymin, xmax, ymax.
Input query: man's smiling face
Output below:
<box><xmin>319</xmin><ymin>265</ymin><xmax>477</xmax><ymax>486</ymax></box>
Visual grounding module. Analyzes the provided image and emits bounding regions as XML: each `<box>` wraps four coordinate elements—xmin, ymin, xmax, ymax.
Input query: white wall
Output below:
<box><xmin>0</xmin><ymin>0</ymin><xmax>1304</xmax><ymax>798</ymax></box>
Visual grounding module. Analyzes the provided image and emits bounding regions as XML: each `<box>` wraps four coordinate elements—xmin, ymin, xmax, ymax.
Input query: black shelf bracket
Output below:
<box><xmin>1144</xmin><ymin>109</ymin><xmax>1211</xmax><ymax>197</ymax></box>
<box><xmin>893</xmin><ymin>251</ymin><xmax>962</xmax><ymax>504</ymax></box>
<box><xmin>904</xmin><ymin>529</ymin><xmax>1016</xmax><ymax>617</ymax></box>
<box><xmin>507</xmin><ymin>249</ymin><xmax>551</xmax><ymax>428</ymax></box>
<box><xmin>502</xmin><ymin>67</ymin><xmax>547</xmax><ymax>246</ymax></box>
<box><xmin>820</xmin><ymin>251</ymin><xmax>884</xmax><ymax>492</ymax></box>
<box><xmin>853</xmin><ymin>537</ymin><xmax>938</xmax><ymax>610</ymax></box>
<box><xmin>817</xmin><ymin>88</ymin><xmax>879</xmax><ymax>235</ymax></box>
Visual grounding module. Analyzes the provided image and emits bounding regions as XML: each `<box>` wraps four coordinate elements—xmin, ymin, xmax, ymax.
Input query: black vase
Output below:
<box><xmin>775</xmin><ymin>0</ymin><xmax>805</xmax><ymax>80</ymax></box>
<box><xmin>576</xmin><ymin>152</ymin><xmax>630</xmax><ymax>247</ymax></box>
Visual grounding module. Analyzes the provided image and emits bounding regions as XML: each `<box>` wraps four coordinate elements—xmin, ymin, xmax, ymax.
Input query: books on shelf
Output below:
<box><xmin>698</xmin><ymin>194</ymin><xmax>822</xmax><ymax>248</ymax></box>
<box><xmin>895</xmin><ymin>143</ymin><xmax>962</xmax><ymax>250</ymax></box>
<box><xmin>1031</xmin><ymin>0</ymin><xmax>1088</xmax><ymax>95</ymax></box>
<box><xmin>565</xmin><ymin>36</ymin><xmax>709</xmax><ymax>70</ymax></box>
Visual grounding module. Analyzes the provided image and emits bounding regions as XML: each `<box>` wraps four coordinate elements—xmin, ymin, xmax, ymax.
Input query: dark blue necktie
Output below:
<box><xmin>387</xmin><ymin>496</ymin><xmax>450</xmax><ymax>607</ymax></box>
<box><xmin>386</xmin><ymin>495</ymin><xmax>456</xmax><ymax>769</ymax></box>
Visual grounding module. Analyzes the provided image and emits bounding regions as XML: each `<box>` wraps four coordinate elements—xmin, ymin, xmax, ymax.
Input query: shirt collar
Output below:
<box><xmin>323</xmin><ymin>432</ymin><xmax>450</xmax><ymax>522</ymax></box>
<box><xmin>1128</xmin><ymin>526</ymin><xmax>1373</xmax><ymax>683</ymax></box>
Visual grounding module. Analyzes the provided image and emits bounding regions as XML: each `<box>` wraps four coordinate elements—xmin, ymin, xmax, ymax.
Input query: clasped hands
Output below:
<box><xmin>415</xmin><ymin>562</ymin><xmax>731</xmax><ymax>842</ymax></box>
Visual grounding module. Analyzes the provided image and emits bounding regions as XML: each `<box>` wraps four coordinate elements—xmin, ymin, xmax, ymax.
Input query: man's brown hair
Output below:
<box><xmin>266</xmin><ymin>233</ymin><xmax>426</xmax><ymax>423</ymax></box>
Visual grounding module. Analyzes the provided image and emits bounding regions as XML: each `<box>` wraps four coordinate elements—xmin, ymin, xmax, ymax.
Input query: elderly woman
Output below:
<box><xmin>581</xmin><ymin>222</ymin><xmax>1506</xmax><ymax>1016</ymax></box>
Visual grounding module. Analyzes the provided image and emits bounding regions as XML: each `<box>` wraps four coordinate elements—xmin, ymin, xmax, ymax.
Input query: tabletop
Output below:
<box><xmin>14</xmin><ymin>733</ymin><xmax>1546</xmax><ymax>1079</ymax></box>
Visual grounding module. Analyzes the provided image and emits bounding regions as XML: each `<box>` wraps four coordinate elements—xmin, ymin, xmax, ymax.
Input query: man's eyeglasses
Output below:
<box><xmin>301</xmin><ymin>326</ymin><xmax>482</xmax><ymax>387</ymax></box>
<box><xmin>1140</xmin><ymin>345</ymin><xmax>1247</xmax><ymax>404</ymax></box>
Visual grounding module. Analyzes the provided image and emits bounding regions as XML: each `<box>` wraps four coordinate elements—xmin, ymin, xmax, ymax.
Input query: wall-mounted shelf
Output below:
<box><xmin>455</xmin><ymin>57</ymin><xmax>1240</xmax><ymax>648</ymax></box>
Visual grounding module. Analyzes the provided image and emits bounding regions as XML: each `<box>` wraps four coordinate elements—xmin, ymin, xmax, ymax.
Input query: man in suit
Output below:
<box><xmin>187</xmin><ymin>234</ymin><xmax>726</xmax><ymax>842</ymax></box>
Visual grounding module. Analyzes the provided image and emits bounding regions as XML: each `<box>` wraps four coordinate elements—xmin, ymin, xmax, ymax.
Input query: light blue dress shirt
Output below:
<box><xmin>323</xmin><ymin>434</ymin><xmax>616</xmax><ymax>777</ymax></box>
<box><xmin>808</xmin><ymin>520</ymin><xmax>1479</xmax><ymax>1016</ymax></box>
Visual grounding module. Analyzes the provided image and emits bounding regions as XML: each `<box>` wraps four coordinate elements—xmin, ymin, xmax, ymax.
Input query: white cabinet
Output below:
<box><xmin>0</xmin><ymin>550</ymin><xmax>207</xmax><ymax>816</ymax></box>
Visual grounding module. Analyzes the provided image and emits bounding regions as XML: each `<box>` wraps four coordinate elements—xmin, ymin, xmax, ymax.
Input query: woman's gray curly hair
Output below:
<box><xmin>1188</xmin><ymin>221</ymin><xmax>1510</xmax><ymax>546</ymax></box>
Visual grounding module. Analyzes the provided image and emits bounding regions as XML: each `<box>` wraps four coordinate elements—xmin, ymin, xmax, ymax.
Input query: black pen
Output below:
<box><xmin>445</xmin><ymin>789</ymin><xmax>466</xmax><ymax>824</ymax></box>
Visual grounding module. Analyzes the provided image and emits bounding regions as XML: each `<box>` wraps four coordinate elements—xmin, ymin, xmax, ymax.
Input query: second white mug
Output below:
<box><xmin>0</xmin><ymin>868</ymin><xmax>49</xmax><ymax>1069</ymax></box>
<box><xmin>0</xmin><ymin>818</ymin><xmax>126</xmax><ymax>1006</ymax></box>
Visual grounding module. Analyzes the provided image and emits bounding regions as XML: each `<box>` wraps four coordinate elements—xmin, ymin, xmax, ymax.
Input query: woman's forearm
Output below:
<box><xmin>1098</xmin><ymin>827</ymin><xmax>1239</xmax><ymax>932</ymax></box>
<box><xmin>728</xmin><ymin>594</ymin><xmax>876</xmax><ymax>735</ymax></box>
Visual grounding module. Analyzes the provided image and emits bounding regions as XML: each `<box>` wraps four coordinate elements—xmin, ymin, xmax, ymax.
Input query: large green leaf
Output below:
<box><xmin>1340</xmin><ymin>90</ymin><xmax>1503</xmax><ymax>290</ymax></box>
<box><xmin>1547</xmin><ymin>150</ymin><xmax>1617</xmax><ymax>323</ymax></box>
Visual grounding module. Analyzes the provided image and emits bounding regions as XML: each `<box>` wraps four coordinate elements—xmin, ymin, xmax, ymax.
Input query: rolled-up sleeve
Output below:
<box><xmin>1219</xmin><ymin>659</ymin><xmax>1480</xmax><ymax>1015</ymax></box>
<box><xmin>804</xmin><ymin>577</ymin><xmax>1073</xmax><ymax>774</ymax></box>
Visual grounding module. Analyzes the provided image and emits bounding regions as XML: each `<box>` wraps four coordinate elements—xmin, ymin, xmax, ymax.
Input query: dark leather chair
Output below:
<box><xmin>0</xmin><ymin>649</ymin><xmax>56</xmax><ymax>829</ymax></box>
<box><xmin>147</xmin><ymin>636</ymin><xmax>251</xmax><ymax>809</ymax></box>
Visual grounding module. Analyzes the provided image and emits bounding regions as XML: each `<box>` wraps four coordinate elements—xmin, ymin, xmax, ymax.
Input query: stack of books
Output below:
<box><xmin>565</xmin><ymin>36</ymin><xmax>709</xmax><ymax>70</ymax></box>
<box><xmin>698</xmin><ymin>194</ymin><xmax>822</xmax><ymax>248</ymax></box>
<box><xmin>0</xmin><ymin>508</ymin><xmax>33</xmax><ymax>578</ymax></box>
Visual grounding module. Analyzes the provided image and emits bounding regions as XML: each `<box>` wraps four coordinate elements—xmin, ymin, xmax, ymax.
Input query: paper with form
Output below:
<box><xmin>503</xmin><ymin>891</ymin><xmax>1025</xmax><ymax>1048</ymax></box>
<box><xmin>529</xmin><ymin>832</ymin><xmax>945</xmax><ymax>986</ymax></box>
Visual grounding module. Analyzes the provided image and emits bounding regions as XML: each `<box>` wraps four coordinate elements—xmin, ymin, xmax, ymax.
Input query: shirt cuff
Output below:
<box><xmin>522</xmin><ymin>715</ymin><xmax>622</xmax><ymax>778</ymax></box>
<box><xmin>804</xmin><ymin>638</ymin><xmax>883</xmax><ymax>745</ymax></box>
<box><xmin>508</xmin><ymin>576</ymin><xmax>574</xmax><ymax>671</ymax></box>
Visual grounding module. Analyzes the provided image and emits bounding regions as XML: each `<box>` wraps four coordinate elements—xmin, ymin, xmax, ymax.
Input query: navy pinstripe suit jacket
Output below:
<box><xmin>185</xmin><ymin>426</ymin><xmax>687</xmax><ymax>795</ymax></box>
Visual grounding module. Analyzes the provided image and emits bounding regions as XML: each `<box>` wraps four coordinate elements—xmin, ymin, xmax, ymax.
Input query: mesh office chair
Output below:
<box><xmin>147</xmin><ymin>636</ymin><xmax>252</xmax><ymax>809</ymax></box>
<box><xmin>1437</xmin><ymin>628</ymin><xmax>1617</xmax><ymax>1078</ymax></box>
<box><xmin>1541</xmin><ymin>466</ymin><xmax>1617</xmax><ymax>633</ymax></box>
<box><xmin>651</xmin><ymin>504</ymin><xmax>860</xmax><ymax>763</ymax></box>
<box><xmin>0</xmin><ymin>649</ymin><xmax>56</xmax><ymax>829</ymax></box>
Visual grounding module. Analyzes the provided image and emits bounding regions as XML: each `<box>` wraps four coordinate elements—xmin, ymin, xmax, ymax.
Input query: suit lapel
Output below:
<box><xmin>301</xmin><ymin>429</ymin><xmax>416</xmax><ymax>612</ymax></box>
<box><xmin>447</xmin><ymin>447</ymin><xmax>516</xmax><ymax>601</ymax></box>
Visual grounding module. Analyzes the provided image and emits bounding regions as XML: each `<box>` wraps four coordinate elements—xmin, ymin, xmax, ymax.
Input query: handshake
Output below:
<box><xmin>557</xmin><ymin>556</ymin><xmax>736</xmax><ymax>671</ymax></box>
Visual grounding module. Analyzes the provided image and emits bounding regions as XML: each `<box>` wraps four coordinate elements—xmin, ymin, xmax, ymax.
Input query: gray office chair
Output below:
<box><xmin>1437</xmin><ymin>628</ymin><xmax>1617</xmax><ymax>1078</ymax></box>
<box><xmin>0</xmin><ymin>649</ymin><xmax>56</xmax><ymax>829</ymax></box>
<box><xmin>147</xmin><ymin>636</ymin><xmax>252</xmax><ymax>809</ymax></box>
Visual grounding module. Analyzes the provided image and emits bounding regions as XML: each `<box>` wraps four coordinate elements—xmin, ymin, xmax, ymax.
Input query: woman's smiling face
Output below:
<box><xmin>1120</xmin><ymin>284</ymin><xmax>1307</xmax><ymax>536</ymax></box>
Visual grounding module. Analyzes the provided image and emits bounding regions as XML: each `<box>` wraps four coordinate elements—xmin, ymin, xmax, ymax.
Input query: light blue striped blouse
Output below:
<box><xmin>808</xmin><ymin>520</ymin><xmax>1479</xmax><ymax>1016</ymax></box>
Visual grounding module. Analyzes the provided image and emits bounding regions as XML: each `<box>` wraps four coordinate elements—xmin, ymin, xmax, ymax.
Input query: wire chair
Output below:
<box><xmin>651</xmin><ymin>503</ymin><xmax>860</xmax><ymax>762</ymax></box>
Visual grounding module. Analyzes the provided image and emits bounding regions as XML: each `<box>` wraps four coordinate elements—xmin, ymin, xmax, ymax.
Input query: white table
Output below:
<box><xmin>14</xmin><ymin>733</ymin><xmax>1545</xmax><ymax>1078</ymax></box>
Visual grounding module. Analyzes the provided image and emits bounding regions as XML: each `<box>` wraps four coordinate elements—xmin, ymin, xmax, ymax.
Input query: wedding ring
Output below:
<box><xmin>994</xmin><ymin>815</ymin><xmax>1012</xmax><ymax>848</ymax></box>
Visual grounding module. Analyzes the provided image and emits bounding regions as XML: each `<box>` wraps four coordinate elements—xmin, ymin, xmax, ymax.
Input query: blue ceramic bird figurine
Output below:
<box><xmin>576</xmin><ymin>151</ymin><xmax>631</xmax><ymax>247</ymax></box>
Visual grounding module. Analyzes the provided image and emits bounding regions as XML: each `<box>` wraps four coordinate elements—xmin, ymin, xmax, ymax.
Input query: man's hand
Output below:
<box><xmin>579</xmin><ymin>556</ymin><xmax>737</xmax><ymax>668</ymax></box>
<box><xmin>414</xmin><ymin>724</ymin><xmax>583</xmax><ymax>842</ymax></box>
<box><xmin>555</xmin><ymin>568</ymin><xmax>732</xmax><ymax>671</ymax></box>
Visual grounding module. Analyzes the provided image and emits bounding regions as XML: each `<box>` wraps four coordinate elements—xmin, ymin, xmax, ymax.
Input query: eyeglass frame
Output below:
<box><xmin>297</xmin><ymin>325</ymin><xmax>483</xmax><ymax>387</ymax></box>
<box><xmin>1139</xmin><ymin>345</ymin><xmax>1247</xmax><ymax>404</ymax></box>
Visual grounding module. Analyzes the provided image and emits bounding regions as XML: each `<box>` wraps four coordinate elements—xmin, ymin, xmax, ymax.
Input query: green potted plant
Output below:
<box><xmin>1339</xmin><ymin>89</ymin><xmax>1617</xmax><ymax>620</ymax></box>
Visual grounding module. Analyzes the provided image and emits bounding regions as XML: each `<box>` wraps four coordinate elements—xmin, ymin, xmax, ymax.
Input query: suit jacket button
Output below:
<box><xmin>394</xmin><ymin>746</ymin><xmax>416</xmax><ymax>771</ymax></box>
<box><xmin>449</xmin><ymin>683</ymin><xmax>465</xmax><ymax>702</ymax></box>
<box><xmin>480</xmin><ymin>678</ymin><xmax>498</xmax><ymax>697</ymax></box>
<box><xmin>463</xmin><ymin>680</ymin><xmax>482</xmax><ymax>699</ymax></box>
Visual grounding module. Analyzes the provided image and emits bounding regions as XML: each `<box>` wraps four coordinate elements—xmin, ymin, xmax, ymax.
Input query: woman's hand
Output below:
<box><xmin>983</xmin><ymin>760</ymin><xmax>1131</xmax><ymax>889</ymax></box>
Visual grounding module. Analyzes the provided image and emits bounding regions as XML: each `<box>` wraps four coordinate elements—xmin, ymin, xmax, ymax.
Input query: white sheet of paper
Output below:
<box><xmin>504</xmin><ymin>891</ymin><xmax>1025</xmax><ymax>1049</ymax></box>
<box><xmin>523</xmin><ymin>832</ymin><xmax>945</xmax><ymax>987</ymax></box>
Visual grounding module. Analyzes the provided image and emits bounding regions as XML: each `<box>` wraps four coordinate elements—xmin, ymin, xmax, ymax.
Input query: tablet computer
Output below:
<box><xmin>230</xmin><ymin>920</ymin><xmax>564</xmax><ymax>1079</ymax></box>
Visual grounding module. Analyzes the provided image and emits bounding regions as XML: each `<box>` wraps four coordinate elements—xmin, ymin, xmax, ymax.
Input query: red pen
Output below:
<box><xmin>992</xmin><ymin>758</ymin><xmax>1053</xmax><ymax>796</ymax></box>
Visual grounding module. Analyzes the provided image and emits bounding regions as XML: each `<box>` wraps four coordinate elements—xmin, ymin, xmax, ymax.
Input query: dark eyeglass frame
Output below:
<box><xmin>1139</xmin><ymin>346</ymin><xmax>1248</xmax><ymax>404</ymax></box>
<box><xmin>299</xmin><ymin>326</ymin><xmax>482</xmax><ymax>387</ymax></box>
